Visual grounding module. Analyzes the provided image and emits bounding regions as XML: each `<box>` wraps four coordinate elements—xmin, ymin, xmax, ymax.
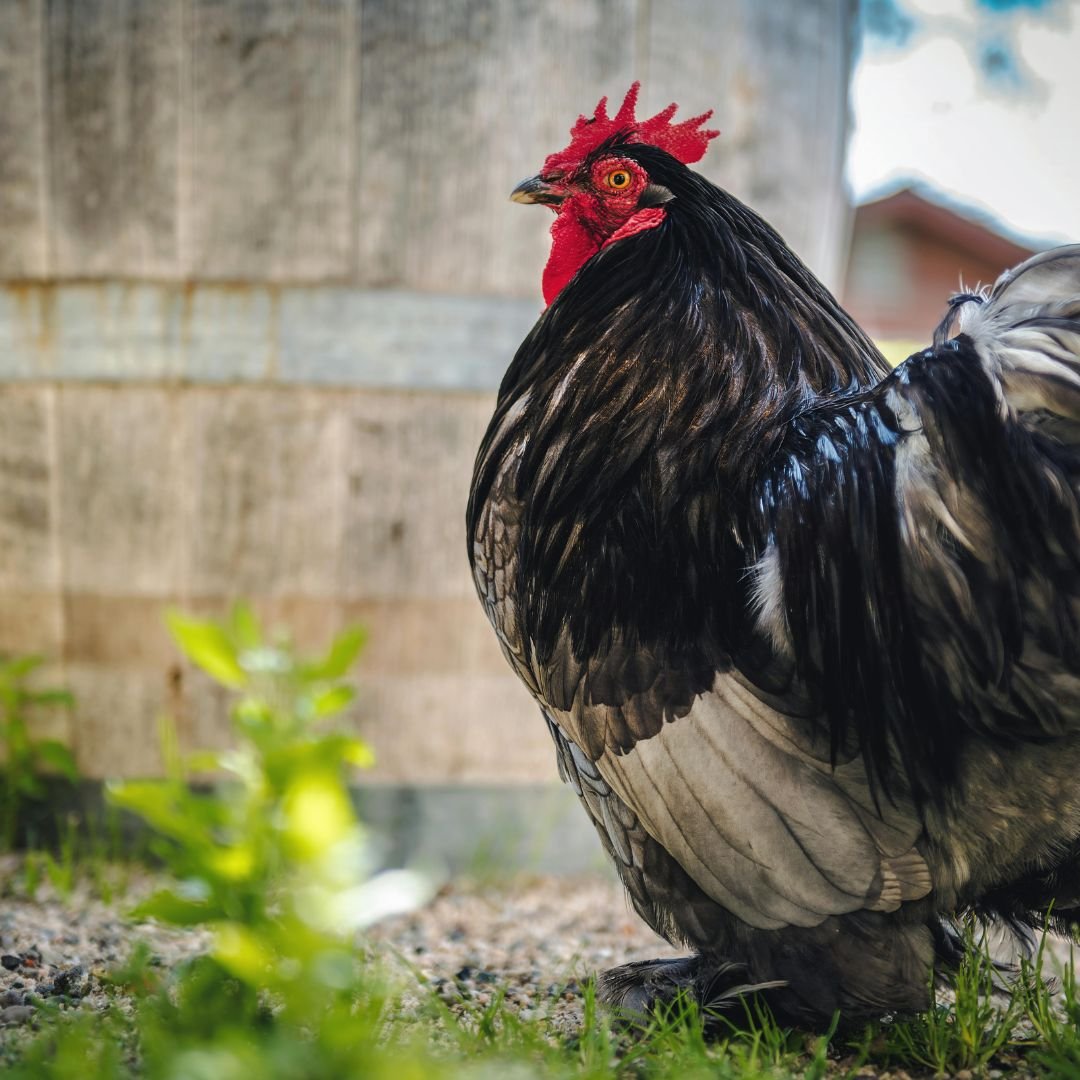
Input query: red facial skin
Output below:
<box><xmin>526</xmin><ymin>83</ymin><xmax>720</xmax><ymax>305</ymax></box>
<box><xmin>541</xmin><ymin>157</ymin><xmax>664</xmax><ymax>307</ymax></box>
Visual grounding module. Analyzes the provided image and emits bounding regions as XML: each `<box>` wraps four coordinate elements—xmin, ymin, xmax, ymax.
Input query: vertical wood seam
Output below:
<box><xmin>345</xmin><ymin>0</ymin><xmax>359</xmax><ymax>282</ymax></box>
<box><xmin>177</xmin><ymin>0</ymin><xmax>192</xmax><ymax>277</ymax></box>
<box><xmin>44</xmin><ymin>385</ymin><xmax>72</xmax><ymax>759</ymax></box>
<box><xmin>35</xmin><ymin>0</ymin><xmax>53</xmax><ymax>278</ymax></box>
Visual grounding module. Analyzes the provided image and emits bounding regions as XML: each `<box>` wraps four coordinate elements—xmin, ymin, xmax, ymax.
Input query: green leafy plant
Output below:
<box><xmin>109</xmin><ymin>607</ymin><xmax>430</xmax><ymax>1014</ymax></box>
<box><xmin>7</xmin><ymin>607</ymin><xmax>443</xmax><ymax>1078</ymax></box>
<box><xmin>7</xmin><ymin>605</ymin><xmax>426</xmax><ymax>1078</ymax></box>
<box><xmin>0</xmin><ymin>655</ymin><xmax>77</xmax><ymax>851</ymax></box>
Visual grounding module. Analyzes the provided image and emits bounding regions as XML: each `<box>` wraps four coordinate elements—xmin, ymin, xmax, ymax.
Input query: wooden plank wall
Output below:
<box><xmin>0</xmin><ymin>0</ymin><xmax>856</xmax><ymax>781</ymax></box>
<box><xmin>0</xmin><ymin>0</ymin><xmax>854</xmax><ymax>291</ymax></box>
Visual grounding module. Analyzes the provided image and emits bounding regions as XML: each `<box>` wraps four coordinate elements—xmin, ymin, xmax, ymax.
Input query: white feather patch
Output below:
<box><xmin>749</xmin><ymin>545</ymin><xmax>792</xmax><ymax>657</ymax></box>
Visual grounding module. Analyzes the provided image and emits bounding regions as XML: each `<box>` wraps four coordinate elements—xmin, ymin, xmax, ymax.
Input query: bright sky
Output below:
<box><xmin>847</xmin><ymin>0</ymin><xmax>1080</xmax><ymax>243</ymax></box>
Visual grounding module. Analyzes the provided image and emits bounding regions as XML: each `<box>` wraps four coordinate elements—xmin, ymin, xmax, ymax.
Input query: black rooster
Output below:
<box><xmin>467</xmin><ymin>83</ymin><xmax>1080</xmax><ymax>1026</ymax></box>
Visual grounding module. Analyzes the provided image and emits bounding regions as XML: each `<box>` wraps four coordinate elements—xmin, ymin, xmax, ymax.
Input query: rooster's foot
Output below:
<box><xmin>597</xmin><ymin>956</ymin><xmax>786</xmax><ymax>1024</ymax></box>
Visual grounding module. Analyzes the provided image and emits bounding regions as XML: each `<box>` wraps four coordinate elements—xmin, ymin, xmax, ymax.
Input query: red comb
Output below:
<box><xmin>542</xmin><ymin>82</ymin><xmax>719</xmax><ymax>175</ymax></box>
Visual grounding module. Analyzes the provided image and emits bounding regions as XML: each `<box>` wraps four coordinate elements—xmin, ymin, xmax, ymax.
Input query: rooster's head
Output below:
<box><xmin>511</xmin><ymin>82</ymin><xmax>719</xmax><ymax>306</ymax></box>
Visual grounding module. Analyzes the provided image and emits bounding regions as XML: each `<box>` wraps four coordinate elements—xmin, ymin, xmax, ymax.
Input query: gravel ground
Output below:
<box><xmin>0</xmin><ymin>856</ymin><xmax>210</xmax><ymax>1066</ymax></box>
<box><xmin>369</xmin><ymin>873</ymin><xmax>672</xmax><ymax>1032</ymax></box>
<box><xmin>0</xmin><ymin>858</ymin><xmax>668</xmax><ymax>1046</ymax></box>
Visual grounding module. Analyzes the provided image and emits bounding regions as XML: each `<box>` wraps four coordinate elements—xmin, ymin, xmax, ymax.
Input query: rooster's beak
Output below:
<box><xmin>510</xmin><ymin>175</ymin><xmax>564</xmax><ymax>206</ymax></box>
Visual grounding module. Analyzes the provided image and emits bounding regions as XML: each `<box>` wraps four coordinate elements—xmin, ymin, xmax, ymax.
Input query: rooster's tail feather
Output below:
<box><xmin>936</xmin><ymin>245</ymin><xmax>1080</xmax><ymax>433</ymax></box>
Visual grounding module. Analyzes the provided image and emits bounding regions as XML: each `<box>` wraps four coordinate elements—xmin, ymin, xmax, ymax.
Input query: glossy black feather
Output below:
<box><xmin>757</xmin><ymin>338</ymin><xmax>1080</xmax><ymax>802</ymax></box>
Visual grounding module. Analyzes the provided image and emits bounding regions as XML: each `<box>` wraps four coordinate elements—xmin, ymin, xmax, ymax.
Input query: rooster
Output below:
<box><xmin>467</xmin><ymin>83</ymin><xmax>1080</xmax><ymax>1026</ymax></box>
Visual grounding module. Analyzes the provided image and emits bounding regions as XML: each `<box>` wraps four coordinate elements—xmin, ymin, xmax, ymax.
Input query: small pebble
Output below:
<box><xmin>0</xmin><ymin>1004</ymin><xmax>36</xmax><ymax>1027</ymax></box>
<box><xmin>1</xmin><ymin>955</ymin><xmax>21</xmax><ymax>971</ymax></box>
<box><xmin>51</xmin><ymin>965</ymin><xmax>88</xmax><ymax>999</ymax></box>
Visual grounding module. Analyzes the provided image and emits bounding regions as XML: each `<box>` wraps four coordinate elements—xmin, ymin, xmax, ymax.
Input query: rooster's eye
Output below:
<box><xmin>606</xmin><ymin>170</ymin><xmax>632</xmax><ymax>191</ymax></box>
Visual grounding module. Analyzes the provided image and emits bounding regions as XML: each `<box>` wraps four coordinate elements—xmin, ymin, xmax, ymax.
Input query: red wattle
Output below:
<box><xmin>542</xmin><ymin>213</ymin><xmax>600</xmax><ymax>307</ymax></box>
<box><xmin>542</xmin><ymin>208</ymin><xmax>667</xmax><ymax>307</ymax></box>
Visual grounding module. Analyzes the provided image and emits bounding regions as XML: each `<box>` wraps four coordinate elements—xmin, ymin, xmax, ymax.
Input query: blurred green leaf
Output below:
<box><xmin>213</xmin><ymin>923</ymin><xmax>275</xmax><ymax>984</ymax></box>
<box><xmin>0</xmin><ymin>655</ymin><xmax>43</xmax><ymax>680</ymax></box>
<box><xmin>24</xmin><ymin>688</ymin><xmax>75</xmax><ymax>708</ymax></box>
<box><xmin>131</xmin><ymin>888</ymin><xmax>220</xmax><ymax>926</ymax></box>
<box><xmin>310</xmin><ymin>684</ymin><xmax>356</xmax><ymax>718</ymax></box>
<box><xmin>34</xmin><ymin>739</ymin><xmax>79</xmax><ymax>780</ymax></box>
<box><xmin>0</xmin><ymin>652</ymin><xmax>78</xmax><ymax>850</ymax></box>
<box><xmin>338</xmin><ymin>736</ymin><xmax>375</xmax><ymax>770</ymax></box>
<box><xmin>107</xmin><ymin>780</ymin><xmax>207</xmax><ymax>843</ymax></box>
<box><xmin>229</xmin><ymin>603</ymin><xmax>263</xmax><ymax>651</ymax></box>
<box><xmin>186</xmin><ymin>749</ymin><xmax>224</xmax><ymax>773</ymax></box>
<box><xmin>302</xmin><ymin>627</ymin><xmax>367</xmax><ymax>681</ymax></box>
<box><xmin>167</xmin><ymin>611</ymin><xmax>247</xmax><ymax>688</ymax></box>
<box><xmin>17</xmin><ymin>771</ymin><xmax>45</xmax><ymax>796</ymax></box>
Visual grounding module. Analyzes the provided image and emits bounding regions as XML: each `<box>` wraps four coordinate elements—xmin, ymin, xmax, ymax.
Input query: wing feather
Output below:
<box><xmin>551</xmin><ymin>671</ymin><xmax>930</xmax><ymax>931</ymax></box>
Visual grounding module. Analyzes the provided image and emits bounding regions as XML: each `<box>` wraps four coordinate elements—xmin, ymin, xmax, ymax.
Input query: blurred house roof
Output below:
<box><xmin>842</xmin><ymin>180</ymin><xmax>1049</xmax><ymax>362</ymax></box>
<box><xmin>857</xmin><ymin>181</ymin><xmax>1048</xmax><ymax>270</ymax></box>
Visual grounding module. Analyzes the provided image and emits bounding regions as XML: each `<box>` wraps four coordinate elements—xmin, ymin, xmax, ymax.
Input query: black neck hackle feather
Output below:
<box><xmin>469</xmin><ymin>142</ymin><xmax>892</xmax><ymax>753</ymax></box>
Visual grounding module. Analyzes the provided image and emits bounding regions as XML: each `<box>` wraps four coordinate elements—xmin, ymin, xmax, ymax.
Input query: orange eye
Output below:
<box><xmin>606</xmin><ymin>169</ymin><xmax>632</xmax><ymax>190</ymax></box>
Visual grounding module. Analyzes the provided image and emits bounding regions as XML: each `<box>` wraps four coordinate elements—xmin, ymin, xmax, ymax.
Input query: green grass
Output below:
<box><xmin>5</xmin><ymin>954</ymin><xmax>831</xmax><ymax>1080</ymax></box>
<box><xmin>857</xmin><ymin>922</ymin><xmax>1025</xmax><ymax>1075</ymax></box>
<box><xmin>11</xmin><ymin>939</ymin><xmax>1076</xmax><ymax>1079</ymax></box>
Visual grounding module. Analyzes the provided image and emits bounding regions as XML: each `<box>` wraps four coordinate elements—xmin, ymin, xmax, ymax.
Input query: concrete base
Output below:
<box><xmin>356</xmin><ymin>782</ymin><xmax>610</xmax><ymax>878</ymax></box>
<box><xmin>16</xmin><ymin>780</ymin><xmax>612</xmax><ymax>880</ymax></box>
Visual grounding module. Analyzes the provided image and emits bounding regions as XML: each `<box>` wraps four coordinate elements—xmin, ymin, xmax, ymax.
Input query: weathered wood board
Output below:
<box><xmin>0</xmin><ymin>0</ymin><xmax>854</xmax><ymax>291</ymax></box>
<box><xmin>0</xmin><ymin>282</ymin><xmax>539</xmax><ymax>386</ymax></box>
<box><xmin>0</xmin><ymin>0</ymin><xmax>47</xmax><ymax>278</ymax></box>
<box><xmin>353</xmin><ymin>0</ymin><xmax>640</xmax><ymax>294</ymax></box>
<box><xmin>0</xmin><ymin>381</ymin><xmax>540</xmax><ymax>781</ymax></box>
<box><xmin>0</xmin><ymin>385</ymin><xmax>61</xmax><ymax>655</ymax></box>
<box><xmin>186</xmin><ymin>0</ymin><xmax>355</xmax><ymax>280</ymax></box>
<box><xmin>46</xmin><ymin>0</ymin><xmax>181</xmax><ymax>278</ymax></box>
